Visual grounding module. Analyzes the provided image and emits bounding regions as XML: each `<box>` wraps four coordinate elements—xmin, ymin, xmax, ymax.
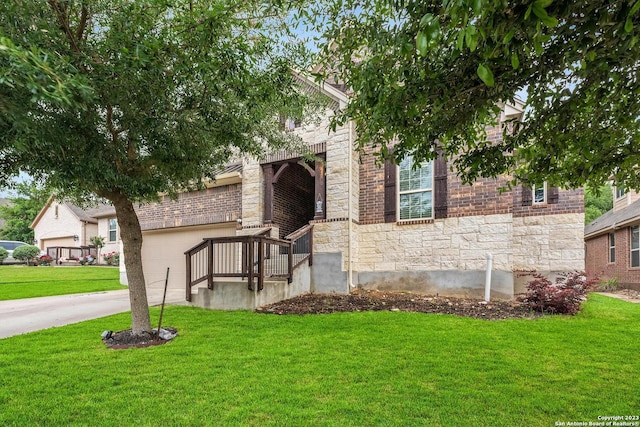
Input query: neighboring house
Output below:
<box><xmin>128</xmin><ymin>75</ymin><xmax>585</xmax><ymax>303</ymax></box>
<box><xmin>31</xmin><ymin>196</ymin><xmax>119</xmax><ymax>256</ymax></box>
<box><xmin>585</xmin><ymin>187</ymin><xmax>640</xmax><ymax>290</ymax></box>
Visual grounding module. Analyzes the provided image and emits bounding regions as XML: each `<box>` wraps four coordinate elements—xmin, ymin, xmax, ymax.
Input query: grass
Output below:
<box><xmin>0</xmin><ymin>265</ymin><xmax>126</xmax><ymax>300</ymax></box>
<box><xmin>0</xmin><ymin>293</ymin><xmax>638</xmax><ymax>426</ymax></box>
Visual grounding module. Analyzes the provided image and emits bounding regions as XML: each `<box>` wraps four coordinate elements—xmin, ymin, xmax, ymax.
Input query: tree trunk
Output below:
<box><xmin>109</xmin><ymin>193</ymin><xmax>151</xmax><ymax>334</ymax></box>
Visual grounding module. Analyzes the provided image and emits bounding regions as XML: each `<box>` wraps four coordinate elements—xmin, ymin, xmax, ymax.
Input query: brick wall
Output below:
<box><xmin>512</xmin><ymin>185</ymin><xmax>584</xmax><ymax>217</ymax></box>
<box><xmin>358</xmin><ymin>147</ymin><xmax>385</xmax><ymax>224</ymax></box>
<box><xmin>136</xmin><ymin>184</ymin><xmax>242</xmax><ymax>231</ymax></box>
<box><xmin>272</xmin><ymin>162</ymin><xmax>315</xmax><ymax>238</ymax></box>
<box><xmin>358</xmin><ymin>122</ymin><xmax>585</xmax><ymax>223</ymax></box>
<box><xmin>586</xmin><ymin>228</ymin><xmax>640</xmax><ymax>290</ymax></box>
<box><xmin>447</xmin><ymin>174</ymin><xmax>512</xmax><ymax>217</ymax></box>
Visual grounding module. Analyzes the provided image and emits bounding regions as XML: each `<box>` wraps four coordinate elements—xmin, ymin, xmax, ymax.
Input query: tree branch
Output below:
<box><xmin>47</xmin><ymin>0</ymin><xmax>81</xmax><ymax>54</ymax></box>
<box><xmin>76</xmin><ymin>5</ymin><xmax>89</xmax><ymax>42</ymax></box>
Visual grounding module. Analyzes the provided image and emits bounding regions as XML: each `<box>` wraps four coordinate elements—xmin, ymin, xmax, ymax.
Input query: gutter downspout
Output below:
<box><xmin>348</xmin><ymin>119</ymin><xmax>354</xmax><ymax>289</ymax></box>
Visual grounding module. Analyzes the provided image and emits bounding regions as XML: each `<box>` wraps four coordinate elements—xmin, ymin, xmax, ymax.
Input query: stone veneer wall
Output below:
<box><xmin>240</xmin><ymin>160</ymin><xmax>263</xmax><ymax>227</ymax></box>
<box><xmin>241</xmin><ymin>109</ymin><xmax>358</xmax><ymax>229</ymax></box>
<box><xmin>308</xmin><ymin>212</ymin><xmax>585</xmax><ymax>298</ymax></box>
<box><xmin>356</xmin><ymin>214</ymin><xmax>513</xmax><ymax>272</ymax></box>
<box><xmin>512</xmin><ymin>213</ymin><xmax>585</xmax><ymax>271</ymax></box>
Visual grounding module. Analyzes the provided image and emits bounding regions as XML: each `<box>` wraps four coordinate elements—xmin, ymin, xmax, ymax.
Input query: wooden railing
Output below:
<box><xmin>184</xmin><ymin>225</ymin><xmax>313</xmax><ymax>301</ymax></box>
<box><xmin>47</xmin><ymin>246</ymin><xmax>96</xmax><ymax>263</ymax></box>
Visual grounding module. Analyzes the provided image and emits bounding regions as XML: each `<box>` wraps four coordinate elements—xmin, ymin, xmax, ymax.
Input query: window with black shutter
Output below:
<box><xmin>547</xmin><ymin>186</ymin><xmax>559</xmax><ymax>204</ymax></box>
<box><xmin>433</xmin><ymin>150</ymin><xmax>447</xmax><ymax>219</ymax></box>
<box><xmin>384</xmin><ymin>157</ymin><xmax>397</xmax><ymax>223</ymax></box>
<box><xmin>521</xmin><ymin>185</ymin><xmax>532</xmax><ymax>206</ymax></box>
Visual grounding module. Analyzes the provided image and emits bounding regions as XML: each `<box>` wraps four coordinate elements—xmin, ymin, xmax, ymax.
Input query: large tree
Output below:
<box><xmin>1</xmin><ymin>0</ymin><xmax>309</xmax><ymax>334</ymax></box>
<box><xmin>308</xmin><ymin>0</ymin><xmax>640</xmax><ymax>190</ymax></box>
<box><xmin>584</xmin><ymin>184</ymin><xmax>613</xmax><ymax>224</ymax></box>
<box><xmin>0</xmin><ymin>182</ymin><xmax>50</xmax><ymax>243</ymax></box>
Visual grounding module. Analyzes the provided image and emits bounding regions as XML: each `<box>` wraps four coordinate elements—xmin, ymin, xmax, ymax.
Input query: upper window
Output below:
<box><xmin>108</xmin><ymin>219</ymin><xmax>118</xmax><ymax>242</ymax></box>
<box><xmin>279</xmin><ymin>114</ymin><xmax>301</xmax><ymax>131</ymax></box>
<box><xmin>616</xmin><ymin>187</ymin><xmax>626</xmax><ymax>199</ymax></box>
<box><xmin>631</xmin><ymin>226</ymin><xmax>639</xmax><ymax>268</ymax></box>
<box><xmin>398</xmin><ymin>155</ymin><xmax>433</xmax><ymax>220</ymax></box>
<box><xmin>533</xmin><ymin>183</ymin><xmax>546</xmax><ymax>204</ymax></box>
<box><xmin>609</xmin><ymin>233</ymin><xmax>615</xmax><ymax>263</ymax></box>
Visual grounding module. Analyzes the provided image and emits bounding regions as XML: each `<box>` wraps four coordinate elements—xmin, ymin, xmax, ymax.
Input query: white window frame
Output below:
<box><xmin>631</xmin><ymin>226</ymin><xmax>640</xmax><ymax>268</ymax></box>
<box><xmin>397</xmin><ymin>155</ymin><xmax>434</xmax><ymax>221</ymax></box>
<box><xmin>108</xmin><ymin>218</ymin><xmax>118</xmax><ymax>242</ymax></box>
<box><xmin>616</xmin><ymin>186</ymin><xmax>626</xmax><ymax>200</ymax></box>
<box><xmin>609</xmin><ymin>233</ymin><xmax>615</xmax><ymax>263</ymax></box>
<box><xmin>532</xmin><ymin>183</ymin><xmax>547</xmax><ymax>204</ymax></box>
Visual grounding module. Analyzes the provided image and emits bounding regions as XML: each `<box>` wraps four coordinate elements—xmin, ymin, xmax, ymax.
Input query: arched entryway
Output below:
<box><xmin>262</xmin><ymin>156</ymin><xmax>326</xmax><ymax>238</ymax></box>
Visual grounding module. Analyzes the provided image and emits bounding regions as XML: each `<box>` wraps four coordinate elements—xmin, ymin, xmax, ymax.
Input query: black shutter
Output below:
<box><xmin>433</xmin><ymin>150</ymin><xmax>448</xmax><ymax>219</ymax></box>
<box><xmin>384</xmin><ymin>157</ymin><xmax>397</xmax><ymax>223</ymax></box>
<box><xmin>548</xmin><ymin>186</ymin><xmax>559</xmax><ymax>204</ymax></box>
<box><xmin>522</xmin><ymin>185</ymin><xmax>532</xmax><ymax>206</ymax></box>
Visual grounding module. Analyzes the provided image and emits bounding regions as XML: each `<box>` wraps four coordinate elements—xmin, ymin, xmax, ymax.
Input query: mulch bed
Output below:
<box><xmin>103</xmin><ymin>327</ymin><xmax>178</xmax><ymax>349</ymax></box>
<box><xmin>100</xmin><ymin>289</ymin><xmax>640</xmax><ymax>348</ymax></box>
<box><xmin>256</xmin><ymin>289</ymin><xmax>540</xmax><ymax>320</ymax></box>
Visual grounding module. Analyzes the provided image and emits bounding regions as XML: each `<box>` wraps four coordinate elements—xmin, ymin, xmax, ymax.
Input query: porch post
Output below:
<box><xmin>262</xmin><ymin>164</ymin><xmax>274</xmax><ymax>224</ymax></box>
<box><xmin>314</xmin><ymin>160</ymin><xmax>326</xmax><ymax>220</ymax></box>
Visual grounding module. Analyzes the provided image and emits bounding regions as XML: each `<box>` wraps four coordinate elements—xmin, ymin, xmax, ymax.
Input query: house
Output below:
<box><xmin>126</xmin><ymin>75</ymin><xmax>585</xmax><ymax>305</ymax></box>
<box><xmin>31</xmin><ymin>196</ymin><xmax>120</xmax><ymax>260</ymax></box>
<box><xmin>585</xmin><ymin>187</ymin><xmax>640</xmax><ymax>290</ymax></box>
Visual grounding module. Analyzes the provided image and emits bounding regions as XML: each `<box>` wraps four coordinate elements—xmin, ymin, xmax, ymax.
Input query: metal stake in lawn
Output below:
<box><xmin>156</xmin><ymin>267</ymin><xmax>170</xmax><ymax>340</ymax></box>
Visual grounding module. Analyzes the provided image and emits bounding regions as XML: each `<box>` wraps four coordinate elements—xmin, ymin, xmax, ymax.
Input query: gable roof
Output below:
<box><xmin>584</xmin><ymin>198</ymin><xmax>640</xmax><ymax>239</ymax></box>
<box><xmin>30</xmin><ymin>195</ymin><xmax>115</xmax><ymax>229</ymax></box>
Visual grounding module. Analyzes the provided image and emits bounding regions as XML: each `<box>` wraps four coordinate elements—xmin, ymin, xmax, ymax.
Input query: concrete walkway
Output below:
<box><xmin>595</xmin><ymin>292</ymin><xmax>640</xmax><ymax>304</ymax></box>
<box><xmin>0</xmin><ymin>284</ymin><xmax>186</xmax><ymax>339</ymax></box>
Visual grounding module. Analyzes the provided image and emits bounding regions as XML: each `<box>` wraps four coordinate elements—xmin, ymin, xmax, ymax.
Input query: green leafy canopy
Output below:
<box><xmin>0</xmin><ymin>182</ymin><xmax>50</xmax><ymax>243</ymax></box>
<box><xmin>0</xmin><ymin>0</ymin><xmax>313</xmax><ymax>333</ymax></box>
<box><xmin>305</xmin><ymin>0</ymin><xmax>640</xmax><ymax>190</ymax></box>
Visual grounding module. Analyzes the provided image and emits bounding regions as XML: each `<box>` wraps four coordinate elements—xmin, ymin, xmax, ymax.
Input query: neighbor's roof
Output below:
<box><xmin>30</xmin><ymin>195</ymin><xmax>115</xmax><ymax>229</ymax></box>
<box><xmin>67</xmin><ymin>202</ymin><xmax>115</xmax><ymax>220</ymax></box>
<box><xmin>584</xmin><ymin>198</ymin><xmax>640</xmax><ymax>239</ymax></box>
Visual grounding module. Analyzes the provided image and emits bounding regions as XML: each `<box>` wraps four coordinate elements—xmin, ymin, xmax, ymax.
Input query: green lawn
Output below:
<box><xmin>0</xmin><ymin>265</ymin><xmax>126</xmax><ymax>300</ymax></box>
<box><xmin>0</xmin><ymin>294</ymin><xmax>638</xmax><ymax>426</ymax></box>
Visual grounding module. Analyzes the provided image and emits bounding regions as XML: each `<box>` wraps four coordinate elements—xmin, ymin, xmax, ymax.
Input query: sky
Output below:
<box><xmin>0</xmin><ymin>172</ymin><xmax>30</xmax><ymax>198</ymax></box>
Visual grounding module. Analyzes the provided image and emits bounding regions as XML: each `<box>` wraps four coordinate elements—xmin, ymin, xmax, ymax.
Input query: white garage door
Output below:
<box><xmin>141</xmin><ymin>224</ymin><xmax>236</xmax><ymax>291</ymax></box>
<box><xmin>41</xmin><ymin>237</ymin><xmax>75</xmax><ymax>251</ymax></box>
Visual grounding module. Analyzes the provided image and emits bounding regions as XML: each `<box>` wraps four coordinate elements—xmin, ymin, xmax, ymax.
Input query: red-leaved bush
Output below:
<box><xmin>518</xmin><ymin>271</ymin><xmax>599</xmax><ymax>315</ymax></box>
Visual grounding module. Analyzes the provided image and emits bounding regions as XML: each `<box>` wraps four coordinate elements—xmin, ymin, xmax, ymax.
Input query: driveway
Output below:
<box><xmin>0</xmin><ymin>284</ymin><xmax>185</xmax><ymax>339</ymax></box>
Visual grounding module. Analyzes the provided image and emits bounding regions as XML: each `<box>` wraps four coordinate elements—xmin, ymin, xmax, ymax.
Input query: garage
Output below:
<box><xmin>138</xmin><ymin>223</ymin><xmax>237</xmax><ymax>292</ymax></box>
<box><xmin>41</xmin><ymin>237</ymin><xmax>75</xmax><ymax>251</ymax></box>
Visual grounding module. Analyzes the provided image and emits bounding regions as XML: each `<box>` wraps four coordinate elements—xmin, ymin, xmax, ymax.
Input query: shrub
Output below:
<box><xmin>12</xmin><ymin>245</ymin><xmax>42</xmax><ymax>266</ymax></box>
<box><xmin>518</xmin><ymin>271</ymin><xmax>599</xmax><ymax>315</ymax></box>
<box><xmin>38</xmin><ymin>254</ymin><xmax>53</xmax><ymax>266</ymax></box>
<box><xmin>0</xmin><ymin>247</ymin><xmax>7</xmax><ymax>264</ymax></box>
<box><xmin>103</xmin><ymin>252</ymin><xmax>120</xmax><ymax>266</ymax></box>
<box><xmin>596</xmin><ymin>277</ymin><xmax>619</xmax><ymax>292</ymax></box>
